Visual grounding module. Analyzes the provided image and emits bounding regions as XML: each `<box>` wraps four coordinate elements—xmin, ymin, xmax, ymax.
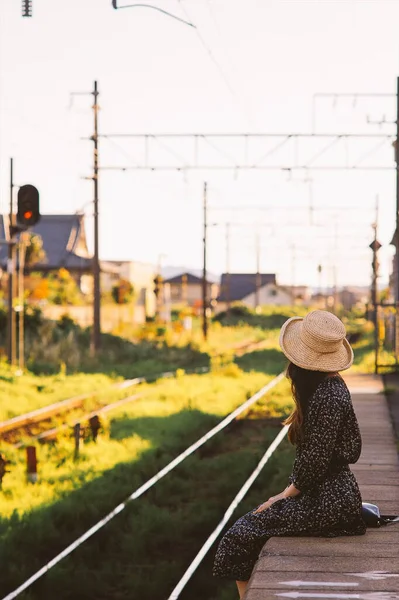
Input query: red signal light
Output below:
<box><xmin>17</xmin><ymin>185</ymin><xmax>40</xmax><ymax>228</ymax></box>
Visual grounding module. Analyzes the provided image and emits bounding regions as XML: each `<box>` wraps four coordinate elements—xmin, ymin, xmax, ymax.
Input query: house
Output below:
<box><xmin>0</xmin><ymin>214</ymin><xmax>93</xmax><ymax>291</ymax></box>
<box><xmin>163</xmin><ymin>271</ymin><xmax>219</xmax><ymax>307</ymax></box>
<box><xmin>242</xmin><ymin>282</ymin><xmax>293</xmax><ymax>308</ymax></box>
<box><xmin>101</xmin><ymin>260</ymin><xmax>157</xmax><ymax>317</ymax></box>
<box><xmin>339</xmin><ymin>287</ymin><xmax>369</xmax><ymax>311</ymax></box>
<box><xmin>283</xmin><ymin>285</ymin><xmax>312</xmax><ymax>305</ymax></box>
<box><xmin>217</xmin><ymin>273</ymin><xmax>276</xmax><ymax>310</ymax></box>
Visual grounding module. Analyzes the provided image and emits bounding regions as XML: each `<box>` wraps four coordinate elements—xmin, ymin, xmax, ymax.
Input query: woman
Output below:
<box><xmin>213</xmin><ymin>310</ymin><xmax>366</xmax><ymax>599</ymax></box>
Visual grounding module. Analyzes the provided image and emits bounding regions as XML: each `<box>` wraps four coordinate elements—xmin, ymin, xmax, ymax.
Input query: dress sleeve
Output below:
<box><xmin>290</xmin><ymin>381</ymin><xmax>344</xmax><ymax>494</ymax></box>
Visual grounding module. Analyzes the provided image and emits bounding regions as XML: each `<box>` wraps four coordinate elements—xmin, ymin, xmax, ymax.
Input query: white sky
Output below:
<box><xmin>1</xmin><ymin>0</ymin><xmax>399</xmax><ymax>289</ymax></box>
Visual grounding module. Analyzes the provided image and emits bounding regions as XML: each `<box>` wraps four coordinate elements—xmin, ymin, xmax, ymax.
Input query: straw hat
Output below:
<box><xmin>279</xmin><ymin>310</ymin><xmax>353</xmax><ymax>372</ymax></box>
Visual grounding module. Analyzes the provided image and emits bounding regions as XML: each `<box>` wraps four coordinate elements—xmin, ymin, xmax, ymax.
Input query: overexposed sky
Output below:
<box><xmin>0</xmin><ymin>0</ymin><xmax>398</xmax><ymax>288</ymax></box>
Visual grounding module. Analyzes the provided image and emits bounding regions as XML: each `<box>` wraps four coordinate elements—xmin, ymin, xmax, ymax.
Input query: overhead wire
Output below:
<box><xmin>177</xmin><ymin>0</ymin><xmax>255</xmax><ymax>130</ymax></box>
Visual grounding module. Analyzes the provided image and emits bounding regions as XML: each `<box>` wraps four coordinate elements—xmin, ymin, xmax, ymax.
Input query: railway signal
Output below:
<box><xmin>17</xmin><ymin>184</ymin><xmax>40</xmax><ymax>228</ymax></box>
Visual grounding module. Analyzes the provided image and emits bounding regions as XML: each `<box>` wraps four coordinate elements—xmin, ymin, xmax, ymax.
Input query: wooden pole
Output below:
<box><xmin>26</xmin><ymin>446</ymin><xmax>38</xmax><ymax>483</ymax></box>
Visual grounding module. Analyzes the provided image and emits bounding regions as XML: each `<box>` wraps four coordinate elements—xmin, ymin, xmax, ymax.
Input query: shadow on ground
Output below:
<box><xmin>235</xmin><ymin>348</ymin><xmax>285</xmax><ymax>375</ymax></box>
<box><xmin>0</xmin><ymin>407</ymin><xmax>294</xmax><ymax>600</ymax></box>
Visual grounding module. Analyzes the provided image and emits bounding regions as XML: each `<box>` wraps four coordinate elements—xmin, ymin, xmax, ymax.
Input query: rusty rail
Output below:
<box><xmin>0</xmin><ymin>377</ymin><xmax>144</xmax><ymax>436</ymax></box>
<box><xmin>13</xmin><ymin>392</ymin><xmax>144</xmax><ymax>448</ymax></box>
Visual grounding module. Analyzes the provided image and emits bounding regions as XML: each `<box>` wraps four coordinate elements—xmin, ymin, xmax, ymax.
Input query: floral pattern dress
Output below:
<box><xmin>213</xmin><ymin>375</ymin><xmax>366</xmax><ymax>581</ymax></box>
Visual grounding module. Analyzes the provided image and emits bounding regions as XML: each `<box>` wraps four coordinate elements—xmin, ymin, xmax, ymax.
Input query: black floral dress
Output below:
<box><xmin>213</xmin><ymin>375</ymin><xmax>366</xmax><ymax>581</ymax></box>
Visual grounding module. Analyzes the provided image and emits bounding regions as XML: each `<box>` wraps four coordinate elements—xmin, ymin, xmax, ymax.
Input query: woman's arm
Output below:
<box><xmin>253</xmin><ymin>484</ymin><xmax>300</xmax><ymax>514</ymax></box>
<box><xmin>283</xmin><ymin>483</ymin><xmax>301</xmax><ymax>498</ymax></box>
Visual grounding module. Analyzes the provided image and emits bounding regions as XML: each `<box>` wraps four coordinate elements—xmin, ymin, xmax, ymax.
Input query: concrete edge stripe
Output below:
<box><xmin>1</xmin><ymin>372</ymin><xmax>284</xmax><ymax>600</ymax></box>
<box><xmin>167</xmin><ymin>424</ymin><xmax>290</xmax><ymax>600</ymax></box>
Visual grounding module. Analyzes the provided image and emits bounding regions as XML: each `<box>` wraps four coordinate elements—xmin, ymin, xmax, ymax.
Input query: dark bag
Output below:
<box><xmin>361</xmin><ymin>502</ymin><xmax>399</xmax><ymax>527</ymax></box>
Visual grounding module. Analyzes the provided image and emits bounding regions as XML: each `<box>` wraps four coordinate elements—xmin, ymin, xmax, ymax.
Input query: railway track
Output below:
<box><xmin>0</xmin><ymin>368</ymin><xmax>209</xmax><ymax>447</ymax></box>
<box><xmin>1</xmin><ymin>373</ymin><xmax>285</xmax><ymax>600</ymax></box>
<box><xmin>0</xmin><ymin>338</ymin><xmax>267</xmax><ymax>449</ymax></box>
<box><xmin>0</xmin><ymin>377</ymin><xmax>146</xmax><ymax>445</ymax></box>
<box><xmin>12</xmin><ymin>391</ymin><xmax>144</xmax><ymax>449</ymax></box>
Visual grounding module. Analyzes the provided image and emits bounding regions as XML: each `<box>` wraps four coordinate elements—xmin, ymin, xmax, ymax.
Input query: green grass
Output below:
<box><xmin>0</xmin><ymin>370</ymin><xmax>281</xmax><ymax>517</ymax></box>
<box><xmin>0</xmin><ymin>322</ymin><xmax>282</xmax><ymax>423</ymax></box>
<box><xmin>0</xmin><ymin>365</ymin><xmax>122</xmax><ymax>422</ymax></box>
<box><xmin>0</xmin><ymin>364</ymin><xmax>293</xmax><ymax>600</ymax></box>
<box><xmin>0</xmin><ymin>311</ymin><xmax>376</xmax><ymax>600</ymax></box>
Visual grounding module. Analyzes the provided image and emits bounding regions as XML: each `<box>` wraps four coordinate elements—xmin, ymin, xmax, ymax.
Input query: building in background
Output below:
<box><xmin>0</xmin><ymin>214</ymin><xmax>92</xmax><ymax>288</ymax></box>
<box><xmin>217</xmin><ymin>273</ymin><xmax>276</xmax><ymax>311</ymax></box>
<box><xmin>163</xmin><ymin>271</ymin><xmax>219</xmax><ymax>307</ymax></box>
<box><xmin>339</xmin><ymin>287</ymin><xmax>369</xmax><ymax>311</ymax></box>
<box><xmin>283</xmin><ymin>285</ymin><xmax>312</xmax><ymax>305</ymax></box>
<box><xmin>101</xmin><ymin>259</ymin><xmax>157</xmax><ymax>318</ymax></box>
<box><xmin>241</xmin><ymin>282</ymin><xmax>293</xmax><ymax>308</ymax></box>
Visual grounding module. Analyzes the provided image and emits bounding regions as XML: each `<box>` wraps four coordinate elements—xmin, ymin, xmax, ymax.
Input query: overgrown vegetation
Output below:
<box><xmin>0</xmin><ymin>366</ymin><xmax>123</xmax><ymax>422</ymax></box>
<box><xmin>0</xmin><ymin>370</ymin><xmax>293</xmax><ymax>600</ymax></box>
<box><xmin>0</xmin><ymin>306</ymin><xmax>378</xmax><ymax>600</ymax></box>
<box><xmin>214</xmin><ymin>304</ymin><xmax>307</xmax><ymax>329</ymax></box>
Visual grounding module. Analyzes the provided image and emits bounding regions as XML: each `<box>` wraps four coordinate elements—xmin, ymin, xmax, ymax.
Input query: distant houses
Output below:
<box><xmin>163</xmin><ymin>272</ymin><xmax>219</xmax><ymax>307</ymax></box>
<box><xmin>216</xmin><ymin>273</ymin><xmax>311</xmax><ymax>310</ymax></box>
<box><xmin>0</xmin><ymin>213</ymin><xmax>92</xmax><ymax>278</ymax></box>
<box><xmin>0</xmin><ymin>213</ymin><xmax>371</xmax><ymax>321</ymax></box>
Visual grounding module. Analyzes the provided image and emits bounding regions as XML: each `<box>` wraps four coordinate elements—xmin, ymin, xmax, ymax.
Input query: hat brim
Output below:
<box><xmin>279</xmin><ymin>317</ymin><xmax>354</xmax><ymax>372</ymax></box>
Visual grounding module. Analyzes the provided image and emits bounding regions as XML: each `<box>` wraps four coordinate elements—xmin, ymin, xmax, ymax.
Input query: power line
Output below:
<box><xmin>96</xmin><ymin>131</ymin><xmax>395</xmax><ymax>171</ymax></box>
<box><xmin>177</xmin><ymin>1</ymin><xmax>254</xmax><ymax>129</ymax></box>
<box><xmin>101</xmin><ymin>135</ymin><xmax>141</xmax><ymax>166</ymax></box>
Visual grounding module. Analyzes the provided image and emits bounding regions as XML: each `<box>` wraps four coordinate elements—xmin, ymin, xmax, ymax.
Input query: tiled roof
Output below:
<box><xmin>0</xmin><ymin>214</ymin><xmax>92</xmax><ymax>272</ymax></box>
<box><xmin>163</xmin><ymin>271</ymin><xmax>215</xmax><ymax>285</ymax></box>
<box><xmin>218</xmin><ymin>273</ymin><xmax>276</xmax><ymax>302</ymax></box>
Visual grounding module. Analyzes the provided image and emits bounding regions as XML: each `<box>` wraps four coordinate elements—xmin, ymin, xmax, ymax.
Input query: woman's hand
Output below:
<box><xmin>252</xmin><ymin>493</ymin><xmax>284</xmax><ymax>514</ymax></box>
<box><xmin>253</xmin><ymin>484</ymin><xmax>301</xmax><ymax>514</ymax></box>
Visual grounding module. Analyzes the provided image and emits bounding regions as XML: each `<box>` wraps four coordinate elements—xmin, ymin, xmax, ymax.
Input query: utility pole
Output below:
<box><xmin>370</xmin><ymin>196</ymin><xmax>381</xmax><ymax>374</ymax></box>
<box><xmin>291</xmin><ymin>244</ymin><xmax>296</xmax><ymax>305</ymax></box>
<box><xmin>18</xmin><ymin>235</ymin><xmax>27</xmax><ymax>372</ymax></box>
<box><xmin>7</xmin><ymin>158</ymin><xmax>16</xmax><ymax>366</ymax></box>
<box><xmin>332</xmin><ymin>220</ymin><xmax>339</xmax><ymax>314</ymax></box>
<box><xmin>202</xmin><ymin>182</ymin><xmax>208</xmax><ymax>340</ymax></box>
<box><xmin>255</xmin><ymin>230</ymin><xmax>261</xmax><ymax>311</ymax></box>
<box><xmin>395</xmin><ymin>76</ymin><xmax>399</xmax><ymax>359</ymax></box>
<box><xmin>92</xmin><ymin>81</ymin><xmax>101</xmax><ymax>353</ymax></box>
<box><xmin>70</xmin><ymin>82</ymin><xmax>101</xmax><ymax>351</ymax></box>
<box><xmin>317</xmin><ymin>263</ymin><xmax>322</xmax><ymax>296</ymax></box>
<box><xmin>225</xmin><ymin>222</ymin><xmax>231</xmax><ymax>315</ymax></box>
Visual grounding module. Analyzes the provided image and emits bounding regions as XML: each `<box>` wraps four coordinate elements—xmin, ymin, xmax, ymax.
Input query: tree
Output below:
<box><xmin>111</xmin><ymin>279</ymin><xmax>134</xmax><ymax>304</ymax></box>
<box><xmin>48</xmin><ymin>268</ymin><xmax>83</xmax><ymax>305</ymax></box>
<box><xmin>23</xmin><ymin>233</ymin><xmax>47</xmax><ymax>269</ymax></box>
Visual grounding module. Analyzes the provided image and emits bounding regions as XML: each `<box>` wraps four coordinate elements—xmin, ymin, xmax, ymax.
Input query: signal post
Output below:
<box><xmin>6</xmin><ymin>171</ymin><xmax>40</xmax><ymax>366</ymax></box>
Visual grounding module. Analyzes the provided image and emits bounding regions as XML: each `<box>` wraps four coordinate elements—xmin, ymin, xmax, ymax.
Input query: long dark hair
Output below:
<box><xmin>283</xmin><ymin>362</ymin><xmax>337</xmax><ymax>445</ymax></box>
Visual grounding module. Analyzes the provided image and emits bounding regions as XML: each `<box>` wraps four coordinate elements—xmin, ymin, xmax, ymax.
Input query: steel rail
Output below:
<box><xmin>1</xmin><ymin>372</ymin><xmax>284</xmax><ymax>600</ymax></box>
<box><xmin>167</xmin><ymin>424</ymin><xmax>290</xmax><ymax>599</ymax></box>
<box><xmin>0</xmin><ymin>378</ymin><xmax>143</xmax><ymax>435</ymax></box>
<box><xmin>12</xmin><ymin>392</ymin><xmax>144</xmax><ymax>449</ymax></box>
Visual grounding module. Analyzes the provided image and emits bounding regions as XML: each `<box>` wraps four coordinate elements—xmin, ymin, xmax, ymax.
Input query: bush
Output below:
<box><xmin>57</xmin><ymin>314</ymin><xmax>78</xmax><ymax>333</ymax></box>
<box><xmin>111</xmin><ymin>279</ymin><xmax>134</xmax><ymax>304</ymax></box>
<box><xmin>213</xmin><ymin>305</ymin><xmax>302</xmax><ymax>330</ymax></box>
